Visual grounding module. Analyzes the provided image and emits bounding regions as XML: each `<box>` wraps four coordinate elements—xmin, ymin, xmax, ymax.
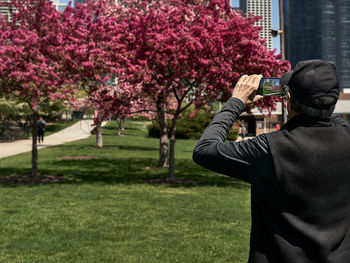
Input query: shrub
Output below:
<box><xmin>147</xmin><ymin>108</ymin><xmax>215</xmax><ymax>139</ymax></box>
<box><xmin>71</xmin><ymin>111</ymin><xmax>84</xmax><ymax>120</ymax></box>
<box><xmin>130</xmin><ymin>115</ymin><xmax>151</xmax><ymax>121</ymax></box>
<box><xmin>147</xmin><ymin>120</ymin><xmax>162</xmax><ymax>138</ymax></box>
<box><xmin>0</xmin><ymin>126</ymin><xmax>29</xmax><ymax>141</ymax></box>
<box><xmin>227</xmin><ymin>128</ymin><xmax>239</xmax><ymax>141</ymax></box>
<box><xmin>175</xmin><ymin>110</ymin><xmax>214</xmax><ymax>139</ymax></box>
<box><xmin>147</xmin><ymin>107</ymin><xmax>239</xmax><ymax>141</ymax></box>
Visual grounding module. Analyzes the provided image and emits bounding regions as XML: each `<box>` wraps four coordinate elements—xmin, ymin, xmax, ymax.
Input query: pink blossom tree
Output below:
<box><xmin>0</xmin><ymin>0</ymin><xmax>122</xmax><ymax>176</ymax></box>
<box><xmin>88</xmin><ymin>82</ymin><xmax>177</xmax><ymax>138</ymax></box>
<box><xmin>60</xmin><ymin>0</ymin><xmax>128</xmax><ymax>148</ymax></box>
<box><xmin>0</xmin><ymin>0</ymin><xmax>77</xmax><ymax>177</ymax></box>
<box><xmin>109</xmin><ymin>0</ymin><xmax>290</xmax><ymax>179</ymax></box>
<box><xmin>68</xmin><ymin>95</ymin><xmax>107</xmax><ymax>147</ymax></box>
<box><xmin>58</xmin><ymin>1</ymin><xmax>122</xmax><ymax>88</ymax></box>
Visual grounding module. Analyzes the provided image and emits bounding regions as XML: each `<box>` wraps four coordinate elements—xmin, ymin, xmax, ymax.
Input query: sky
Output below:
<box><xmin>231</xmin><ymin>0</ymin><xmax>281</xmax><ymax>54</ymax></box>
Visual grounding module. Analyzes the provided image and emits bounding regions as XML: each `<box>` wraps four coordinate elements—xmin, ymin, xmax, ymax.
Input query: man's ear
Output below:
<box><xmin>287</xmin><ymin>93</ymin><xmax>293</xmax><ymax>111</ymax></box>
<box><xmin>287</xmin><ymin>93</ymin><xmax>298</xmax><ymax>119</ymax></box>
<box><xmin>287</xmin><ymin>93</ymin><xmax>292</xmax><ymax>104</ymax></box>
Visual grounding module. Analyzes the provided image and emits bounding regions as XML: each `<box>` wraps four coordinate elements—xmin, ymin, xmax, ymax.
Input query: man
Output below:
<box><xmin>193</xmin><ymin>60</ymin><xmax>350</xmax><ymax>263</ymax></box>
<box><xmin>37</xmin><ymin>116</ymin><xmax>46</xmax><ymax>144</ymax></box>
<box><xmin>240</xmin><ymin>123</ymin><xmax>247</xmax><ymax>139</ymax></box>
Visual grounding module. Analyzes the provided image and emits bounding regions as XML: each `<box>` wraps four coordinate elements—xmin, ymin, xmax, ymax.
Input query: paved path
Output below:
<box><xmin>0</xmin><ymin>121</ymin><xmax>252</xmax><ymax>159</ymax></box>
<box><xmin>0</xmin><ymin>120</ymin><xmax>100</xmax><ymax>159</ymax></box>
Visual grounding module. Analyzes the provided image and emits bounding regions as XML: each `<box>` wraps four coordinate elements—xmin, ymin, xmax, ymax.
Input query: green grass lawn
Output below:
<box><xmin>45</xmin><ymin>120</ymin><xmax>79</xmax><ymax>136</ymax></box>
<box><xmin>0</xmin><ymin>121</ymin><xmax>251</xmax><ymax>263</ymax></box>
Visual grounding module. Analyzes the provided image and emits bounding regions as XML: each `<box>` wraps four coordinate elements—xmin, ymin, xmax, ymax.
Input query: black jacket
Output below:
<box><xmin>193</xmin><ymin>97</ymin><xmax>350</xmax><ymax>263</ymax></box>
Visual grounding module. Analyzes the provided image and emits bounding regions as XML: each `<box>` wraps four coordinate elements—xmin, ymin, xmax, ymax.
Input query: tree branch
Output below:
<box><xmin>179</xmin><ymin>100</ymin><xmax>193</xmax><ymax>113</ymax></box>
<box><xmin>180</xmin><ymin>84</ymin><xmax>194</xmax><ymax>103</ymax></box>
<box><xmin>37</xmin><ymin>97</ymin><xmax>48</xmax><ymax>106</ymax></box>
<box><xmin>172</xmin><ymin>85</ymin><xmax>180</xmax><ymax>102</ymax></box>
<box><xmin>26</xmin><ymin>100</ymin><xmax>35</xmax><ymax>113</ymax></box>
<box><xmin>128</xmin><ymin>109</ymin><xmax>175</xmax><ymax>115</ymax></box>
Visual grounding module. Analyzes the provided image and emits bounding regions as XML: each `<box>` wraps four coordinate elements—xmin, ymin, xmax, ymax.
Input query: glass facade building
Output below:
<box><xmin>239</xmin><ymin>0</ymin><xmax>273</xmax><ymax>50</ymax></box>
<box><xmin>284</xmin><ymin>0</ymin><xmax>350</xmax><ymax>91</ymax></box>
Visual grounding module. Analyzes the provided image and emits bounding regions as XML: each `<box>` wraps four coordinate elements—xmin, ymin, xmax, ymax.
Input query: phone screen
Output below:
<box><xmin>257</xmin><ymin>78</ymin><xmax>282</xmax><ymax>96</ymax></box>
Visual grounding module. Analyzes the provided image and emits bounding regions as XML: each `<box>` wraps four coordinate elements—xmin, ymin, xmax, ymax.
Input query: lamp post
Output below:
<box><xmin>271</xmin><ymin>0</ymin><xmax>287</xmax><ymax>124</ymax></box>
<box><xmin>271</xmin><ymin>0</ymin><xmax>285</xmax><ymax>60</ymax></box>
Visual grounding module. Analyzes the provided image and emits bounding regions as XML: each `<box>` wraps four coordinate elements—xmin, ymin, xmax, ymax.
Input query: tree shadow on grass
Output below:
<box><xmin>0</xmin><ymin>158</ymin><xmax>249</xmax><ymax>189</ymax></box>
<box><xmin>103</xmin><ymin>126</ymin><xmax>141</xmax><ymax>131</ymax></box>
<box><xmin>117</xmin><ymin>145</ymin><xmax>158</xmax><ymax>152</ymax></box>
<box><xmin>52</xmin><ymin>144</ymin><xmax>158</xmax><ymax>152</ymax></box>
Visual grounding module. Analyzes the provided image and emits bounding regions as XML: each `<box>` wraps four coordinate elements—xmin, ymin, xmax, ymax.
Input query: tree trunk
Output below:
<box><xmin>168</xmin><ymin>116</ymin><xmax>178</xmax><ymax>181</ymax></box>
<box><xmin>117</xmin><ymin>119</ymin><xmax>122</xmax><ymax>136</ymax></box>
<box><xmin>121</xmin><ymin>118</ymin><xmax>125</xmax><ymax>131</ymax></box>
<box><xmin>117</xmin><ymin>118</ymin><xmax>125</xmax><ymax>136</ymax></box>
<box><xmin>157</xmin><ymin>101</ymin><xmax>169</xmax><ymax>168</ymax></box>
<box><xmin>31</xmin><ymin>111</ymin><xmax>39</xmax><ymax>177</ymax></box>
<box><xmin>96</xmin><ymin>125</ymin><xmax>103</xmax><ymax>148</ymax></box>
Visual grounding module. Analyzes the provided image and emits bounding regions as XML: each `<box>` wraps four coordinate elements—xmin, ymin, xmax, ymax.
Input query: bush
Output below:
<box><xmin>147</xmin><ymin>108</ymin><xmax>239</xmax><ymax>141</ymax></box>
<box><xmin>147</xmin><ymin>108</ymin><xmax>215</xmax><ymax>139</ymax></box>
<box><xmin>147</xmin><ymin>120</ymin><xmax>162</xmax><ymax>138</ymax></box>
<box><xmin>227</xmin><ymin>128</ymin><xmax>239</xmax><ymax>141</ymax></box>
<box><xmin>0</xmin><ymin>126</ymin><xmax>29</xmax><ymax>141</ymax></box>
<box><xmin>71</xmin><ymin>111</ymin><xmax>84</xmax><ymax>120</ymax></box>
<box><xmin>175</xmin><ymin>110</ymin><xmax>214</xmax><ymax>139</ymax></box>
<box><xmin>130</xmin><ymin>115</ymin><xmax>151</xmax><ymax>121</ymax></box>
<box><xmin>40</xmin><ymin>101</ymin><xmax>68</xmax><ymax>121</ymax></box>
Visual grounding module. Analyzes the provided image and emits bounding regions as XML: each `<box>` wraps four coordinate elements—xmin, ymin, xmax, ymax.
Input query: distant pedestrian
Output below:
<box><xmin>37</xmin><ymin>117</ymin><xmax>46</xmax><ymax>144</ymax></box>
<box><xmin>240</xmin><ymin>123</ymin><xmax>247</xmax><ymax>139</ymax></box>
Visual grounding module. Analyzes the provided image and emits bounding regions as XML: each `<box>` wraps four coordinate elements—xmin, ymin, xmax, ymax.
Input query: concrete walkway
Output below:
<box><xmin>0</xmin><ymin>120</ymin><xmax>99</xmax><ymax>159</ymax></box>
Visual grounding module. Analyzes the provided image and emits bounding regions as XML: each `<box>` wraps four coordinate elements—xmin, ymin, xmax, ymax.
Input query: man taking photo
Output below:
<box><xmin>193</xmin><ymin>60</ymin><xmax>350</xmax><ymax>263</ymax></box>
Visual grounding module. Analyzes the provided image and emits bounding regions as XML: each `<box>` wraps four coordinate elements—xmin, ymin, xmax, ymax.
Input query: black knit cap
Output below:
<box><xmin>280</xmin><ymin>60</ymin><xmax>339</xmax><ymax>109</ymax></box>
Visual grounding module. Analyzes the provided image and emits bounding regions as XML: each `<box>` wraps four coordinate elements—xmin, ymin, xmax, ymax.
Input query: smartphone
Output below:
<box><xmin>256</xmin><ymin>78</ymin><xmax>282</xmax><ymax>96</ymax></box>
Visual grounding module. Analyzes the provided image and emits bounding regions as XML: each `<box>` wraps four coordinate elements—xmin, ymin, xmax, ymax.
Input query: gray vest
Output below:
<box><xmin>249</xmin><ymin>114</ymin><xmax>350</xmax><ymax>263</ymax></box>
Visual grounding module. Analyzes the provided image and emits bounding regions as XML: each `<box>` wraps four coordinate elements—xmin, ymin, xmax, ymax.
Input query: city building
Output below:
<box><xmin>50</xmin><ymin>0</ymin><xmax>72</xmax><ymax>12</ymax></box>
<box><xmin>240</xmin><ymin>103</ymin><xmax>283</xmax><ymax>136</ymax></box>
<box><xmin>230</xmin><ymin>0</ymin><xmax>280</xmax><ymax>135</ymax></box>
<box><xmin>0</xmin><ymin>0</ymin><xmax>10</xmax><ymax>21</ymax></box>
<box><xmin>334</xmin><ymin>93</ymin><xmax>350</xmax><ymax>122</ymax></box>
<box><xmin>0</xmin><ymin>0</ymin><xmax>79</xmax><ymax>17</ymax></box>
<box><xmin>284</xmin><ymin>0</ymin><xmax>350</xmax><ymax>93</ymax></box>
<box><xmin>239</xmin><ymin>0</ymin><xmax>273</xmax><ymax>50</ymax></box>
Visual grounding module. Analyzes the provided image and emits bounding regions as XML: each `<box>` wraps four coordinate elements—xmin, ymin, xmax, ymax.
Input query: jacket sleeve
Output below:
<box><xmin>192</xmin><ymin>97</ymin><xmax>273</xmax><ymax>185</ymax></box>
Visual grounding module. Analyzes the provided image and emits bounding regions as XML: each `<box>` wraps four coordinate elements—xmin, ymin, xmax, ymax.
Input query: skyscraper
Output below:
<box><xmin>284</xmin><ymin>0</ymin><xmax>350</xmax><ymax>92</ymax></box>
<box><xmin>0</xmin><ymin>0</ymin><xmax>10</xmax><ymax>21</ymax></box>
<box><xmin>239</xmin><ymin>0</ymin><xmax>273</xmax><ymax>50</ymax></box>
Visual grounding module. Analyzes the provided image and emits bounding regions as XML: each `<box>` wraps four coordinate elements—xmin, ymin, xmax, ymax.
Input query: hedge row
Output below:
<box><xmin>147</xmin><ymin>108</ymin><xmax>238</xmax><ymax>141</ymax></box>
